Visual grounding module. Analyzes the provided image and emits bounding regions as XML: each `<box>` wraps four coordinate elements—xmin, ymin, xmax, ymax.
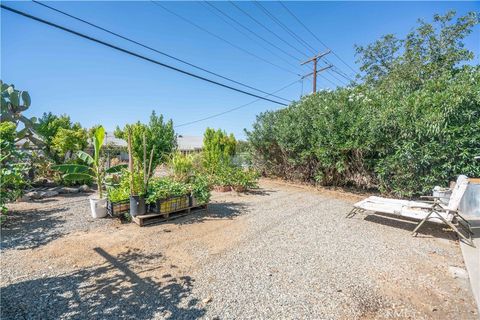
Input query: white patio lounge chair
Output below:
<box><xmin>348</xmin><ymin>175</ymin><xmax>474</xmax><ymax>246</ymax></box>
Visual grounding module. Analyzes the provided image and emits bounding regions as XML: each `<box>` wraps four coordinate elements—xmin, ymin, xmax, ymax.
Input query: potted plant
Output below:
<box><xmin>189</xmin><ymin>174</ymin><xmax>211</xmax><ymax>207</ymax></box>
<box><xmin>127</xmin><ymin>130</ymin><xmax>154</xmax><ymax>216</ymax></box>
<box><xmin>53</xmin><ymin>126</ymin><xmax>126</xmax><ymax>218</ymax></box>
<box><xmin>146</xmin><ymin>178</ymin><xmax>189</xmax><ymax>214</ymax></box>
<box><xmin>231</xmin><ymin>168</ymin><xmax>259</xmax><ymax>193</ymax></box>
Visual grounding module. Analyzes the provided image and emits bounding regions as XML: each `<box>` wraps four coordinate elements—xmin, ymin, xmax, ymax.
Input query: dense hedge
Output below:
<box><xmin>247</xmin><ymin>12</ymin><xmax>480</xmax><ymax>197</ymax></box>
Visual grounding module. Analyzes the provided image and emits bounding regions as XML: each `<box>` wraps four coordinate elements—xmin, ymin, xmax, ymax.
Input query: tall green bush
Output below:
<box><xmin>202</xmin><ymin>128</ymin><xmax>236</xmax><ymax>172</ymax></box>
<box><xmin>247</xmin><ymin>11</ymin><xmax>480</xmax><ymax>197</ymax></box>
<box><xmin>114</xmin><ymin>111</ymin><xmax>175</xmax><ymax>171</ymax></box>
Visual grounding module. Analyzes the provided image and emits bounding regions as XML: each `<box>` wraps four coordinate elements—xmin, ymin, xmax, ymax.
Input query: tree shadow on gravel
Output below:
<box><xmin>1</xmin><ymin>247</ymin><xmax>205</xmax><ymax>320</ymax></box>
<box><xmin>1</xmin><ymin>206</ymin><xmax>68</xmax><ymax>251</ymax></box>
<box><xmin>364</xmin><ymin>214</ymin><xmax>457</xmax><ymax>241</ymax></box>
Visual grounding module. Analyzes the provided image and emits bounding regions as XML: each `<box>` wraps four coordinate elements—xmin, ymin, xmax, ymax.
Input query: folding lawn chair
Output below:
<box><xmin>347</xmin><ymin>175</ymin><xmax>474</xmax><ymax>246</ymax></box>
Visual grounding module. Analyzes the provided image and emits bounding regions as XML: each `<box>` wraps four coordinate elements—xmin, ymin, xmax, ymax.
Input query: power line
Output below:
<box><xmin>1</xmin><ymin>4</ymin><xmax>289</xmax><ymax>106</ymax></box>
<box><xmin>31</xmin><ymin>0</ymin><xmax>292</xmax><ymax>103</ymax></box>
<box><xmin>202</xmin><ymin>2</ymin><xmax>303</xmax><ymax>71</ymax></box>
<box><xmin>229</xmin><ymin>1</ymin><xmax>308</xmax><ymax>60</ymax></box>
<box><xmin>329</xmin><ymin>67</ymin><xmax>353</xmax><ymax>84</ymax></box>
<box><xmin>175</xmin><ymin>79</ymin><xmax>300</xmax><ymax>128</ymax></box>
<box><xmin>151</xmin><ymin>1</ymin><xmax>301</xmax><ymax>77</ymax></box>
<box><xmin>326</xmin><ymin>70</ymin><xmax>348</xmax><ymax>86</ymax></box>
<box><xmin>254</xmin><ymin>1</ymin><xmax>316</xmax><ymax>55</ymax></box>
<box><xmin>279</xmin><ymin>2</ymin><xmax>358</xmax><ymax>75</ymax></box>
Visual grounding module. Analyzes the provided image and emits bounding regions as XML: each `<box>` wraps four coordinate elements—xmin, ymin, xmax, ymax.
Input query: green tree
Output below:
<box><xmin>36</xmin><ymin>112</ymin><xmax>87</xmax><ymax>162</ymax></box>
<box><xmin>114</xmin><ymin>111</ymin><xmax>175</xmax><ymax>171</ymax></box>
<box><xmin>51</xmin><ymin>127</ymin><xmax>88</xmax><ymax>159</ymax></box>
<box><xmin>202</xmin><ymin>128</ymin><xmax>237</xmax><ymax>172</ymax></box>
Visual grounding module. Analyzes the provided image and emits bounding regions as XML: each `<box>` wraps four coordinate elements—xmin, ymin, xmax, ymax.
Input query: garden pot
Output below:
<box><xmin>130</xmin><ymin>195</ymin><xmax>146</xmax><ymax>217</ymax></box>
<box><xmin>89</xmin><ymin>198</ymin><xmax>107</xmax><ymax>219</ymax></box>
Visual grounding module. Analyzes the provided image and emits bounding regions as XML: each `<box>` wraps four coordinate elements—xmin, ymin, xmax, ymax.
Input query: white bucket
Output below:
<box><xmin>89</xmin><ymin>198</ymin><xmax>107</xmax><ymax>219</ymax></box>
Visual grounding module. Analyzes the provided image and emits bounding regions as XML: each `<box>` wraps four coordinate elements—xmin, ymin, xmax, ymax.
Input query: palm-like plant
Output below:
<box><xmin>53</xmin><ymin>126</ymin><xmax>125</xmax><ymax>198</ymax></box>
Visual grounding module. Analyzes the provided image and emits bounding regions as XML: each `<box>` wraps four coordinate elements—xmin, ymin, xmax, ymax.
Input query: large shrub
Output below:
<box><xmin>247</xmin><ymin>11</ymin><xmax>480</xmax><ymax>197</ymax></box>
<box><xmin>202</xmin><ymin>128</ymin><xmax>236</xmax><ymax>172</ymax></box>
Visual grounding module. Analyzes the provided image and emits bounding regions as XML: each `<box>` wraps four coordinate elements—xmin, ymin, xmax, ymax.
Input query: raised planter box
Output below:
<box><xmin>149</xmin><ymin>195</ymin><xmax>190</xmax><ymax>214</ymax></box>
<box><xmin>107</xmin><ymin>199</ymin><xmax>129</xmax><ymax>216</ymax></box>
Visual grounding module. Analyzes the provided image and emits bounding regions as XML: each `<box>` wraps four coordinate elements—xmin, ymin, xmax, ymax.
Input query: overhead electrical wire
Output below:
<box><xmin>175</xmin><ymin>79</ymin><xmax>301</xmax><ymax>128</ymax></box>
<box><xmin>279</xmin><ymin>2</ymin><xmax>358</xmax><ymax>76</ymax></box>
<box><xmin>1</xmin><ymin>4</ymin><xmax>290</xmax><ymax>106</ymax></box>
<box><xmin>252</xmin><ymin>1</ymin><xmax>353</xmax><ymax>86</ymax></box>
<box><xmin>202</xmin><ymin>1</ymin><xmax>304</xmax><ymax>71</ymax></box>
<box><xmin>229</xmin><ymin>1</ymin><xmax>308</xmax><ymax>60</ymax></box>
<box><xmin>254</xmin><ymin>1</ymin><xmax>316</xmax><ymax>56</ymax></box>
<box><xmin>150</xmin><ymin>1</ymin><xmax>301</xmax><ymax>77</ymax></box>
<box><xmin>31</xmin><ymin>0</ymin><xmax>292</xmax><ymax>103</ymax></box>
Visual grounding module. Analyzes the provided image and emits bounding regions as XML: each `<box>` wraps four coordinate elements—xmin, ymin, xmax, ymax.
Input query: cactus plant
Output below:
<box><xmin>0</xmin><ymin>80</ymin><xmax>44</xmax><ymax>148</ymax></box>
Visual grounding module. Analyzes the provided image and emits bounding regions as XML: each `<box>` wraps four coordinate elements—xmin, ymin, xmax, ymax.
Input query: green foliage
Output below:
<box><xmin>169</xmin><ymin>152</ymin><xmax>194</xmax><ymax>182</ymax></box>
<box><xmin>114</xmin><ymin>111</ymin><xmax>175</xmax><ymax>171</ymax></box>
<box><xmin>106</xmin><ymin>168</ymin><xmax>141</xmax><ymax>202</ymax></box>
<box><xmin>53</xmin><ymin>126</ymin><xmax>126</xmax><ymax>198</ymax></box>
<box><xmin>51</xmin><ymin>127</ymin><xmax>88</xmax><ymax>159</ymax></box>
<box><xmin>0</xmin><ymin>122</ymin><xmax>29</xmax><ymax>219</ymax></box>
<box><xmin>210</xmin><ymin>164</ymin><xmax>259</xmax><ymax>191</ymax></box>
<box><xmin>231</xmin><ymin>168</ymin><xmax>259</xmax><ymax>190</ymax></box>
<box><xmin>1</xmin><ymin>81</ymin><xmax>44</xmax><ymax>149</ymax></box>
<box><xmin>36</xmin><ymin>112</ymin><xmax>87</xmax><ymax>162</ymax></box>
<box><xmin>189</xmin><ymin>174</ymin><xmax>211</xmax><ymax>204</ymax></box>
<box><xmin>247</xmin><ymin>11</ymin><xmax>480</xmax><ymax>197</ymax></box>
<box><xmin>146</xmin><ymin>177</ymin><xmax>189</xmax><ymax>204</ymax></box>
<box><xmin>202</xmin><ymin>128</ymin><xmax>236</xmax><ymax>172</ymax></box>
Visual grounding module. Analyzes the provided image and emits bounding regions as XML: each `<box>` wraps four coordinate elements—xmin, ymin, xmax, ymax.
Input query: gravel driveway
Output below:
<box><xmin>1</xmin><ymin>179</ymin><xmax>477</xmax><ymax>319</ymax></box>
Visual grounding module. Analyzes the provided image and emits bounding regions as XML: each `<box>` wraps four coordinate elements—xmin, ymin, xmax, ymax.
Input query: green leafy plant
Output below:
<box><xmin>231</xmin><ymin>168</ymin><xmax>259</xmax><ymax>191</ymax></box>
<box><xmin>202</xmin><ymin>128</ymin><xmax>237</xmax><ymax>173</ymax></box>
<box><xmin>169</xmin><ymin>152</ymin><xmax>194</xmax><ymax>182</ymax></box>
<box><xmin>0</xmin><ymin>122</ymin><xmax>29</xmax><ymax>219</ymax></box>
<box><xmin>188</xmin><ymin>174</ymin><xmax>211</xmax><ymax>205</ymax></box>
<box><xmin>53</xmin><ymin>126</ymin><xmax>126</xmax><ymax>199</ymax></box>
<box><xmin>146</xmin><ymin>177</ymin><xmax>189</xmax><ymax>204</ymax></box>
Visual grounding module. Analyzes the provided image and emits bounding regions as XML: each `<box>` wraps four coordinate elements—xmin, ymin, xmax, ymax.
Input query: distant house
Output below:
<box><xmin>176</xmin><ymin>135</ymin><xmax>203</xmax><ymax>154</ymax></box>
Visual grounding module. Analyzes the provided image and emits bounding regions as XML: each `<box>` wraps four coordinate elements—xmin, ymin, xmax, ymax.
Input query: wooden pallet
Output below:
<box><xmin>132</xmin><ymin>204</ymin><xmax>207</xmax><ymax>227</ymax></box>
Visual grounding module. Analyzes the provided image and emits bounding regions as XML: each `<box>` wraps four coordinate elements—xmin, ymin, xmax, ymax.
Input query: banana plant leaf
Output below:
<box><xmin>52</xmin><ymin>164</ymin><xmax>91</xmax><ymax>174</ymax></box>
<box><xmin>76</xmin><ymin>150</ymin><xmax>94</xmax><ymax>166</ymax></box>
<box><xmin>62</xmin><ymin>173</ymin><xmax>94</xmax><ymax>181</ymax></box>
<box><xmin>105</xmin><ymin>164</ymin><xmax>127</xmax><ymax>174</ymax></box>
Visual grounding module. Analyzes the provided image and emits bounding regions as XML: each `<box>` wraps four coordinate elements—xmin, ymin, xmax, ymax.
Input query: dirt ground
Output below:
<box><xmin>1</xmin><ymin>179</ymin><xmax>477</xmax><ymax>319</ymax></box>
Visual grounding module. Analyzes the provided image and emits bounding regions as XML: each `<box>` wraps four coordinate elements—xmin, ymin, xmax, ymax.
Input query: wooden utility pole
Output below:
<box><xmin>301</xmin><ymin>50</ymin><xmax>332</xmax><ymax>93</ymax></box>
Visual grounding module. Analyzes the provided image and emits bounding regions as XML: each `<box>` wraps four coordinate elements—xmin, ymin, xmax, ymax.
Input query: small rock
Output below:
<box><xmin>58</xmin><ymin>187</ymin><xmax>79</xmax><ymax>194</ymax></box>
<box><xmin>25</xmin><ymin>191</ymin><xmax>42</xmax><ymax>199</ymax></box>
<box><xmin>41</xmin><ymin>190</ymin><xmax>59</xmax><ymax>198</ymax></box>
<box><xmin>79</xmin><ymin>185</ymin><xmax>90</xmax><ymax>192</ymax></box>
<box><xmin>448</xmin><ymin>266</ymin><xmax>468</xmax><ymax>280</ymax></box>
<box><xmin>202</xmin><ymin>297</ymin><xmax>212</xmax><ymax>304</ymax></box>
<box><xmin>17</xmin><ymin>195</ymin><xmax>31</xmax><ymax>202</ymax></box>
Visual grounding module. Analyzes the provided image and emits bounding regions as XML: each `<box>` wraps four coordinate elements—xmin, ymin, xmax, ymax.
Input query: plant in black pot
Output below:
<box><xmin>127</xmin><ymin>130</ymin><xmax>154</xmax><ymax>217</ymax></box>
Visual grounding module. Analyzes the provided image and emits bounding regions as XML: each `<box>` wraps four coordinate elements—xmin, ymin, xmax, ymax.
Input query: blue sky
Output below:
<box><xmin>2</xmin><ymin>1</ymin><xmax>479</xmax><ymax>139</ymax></box>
